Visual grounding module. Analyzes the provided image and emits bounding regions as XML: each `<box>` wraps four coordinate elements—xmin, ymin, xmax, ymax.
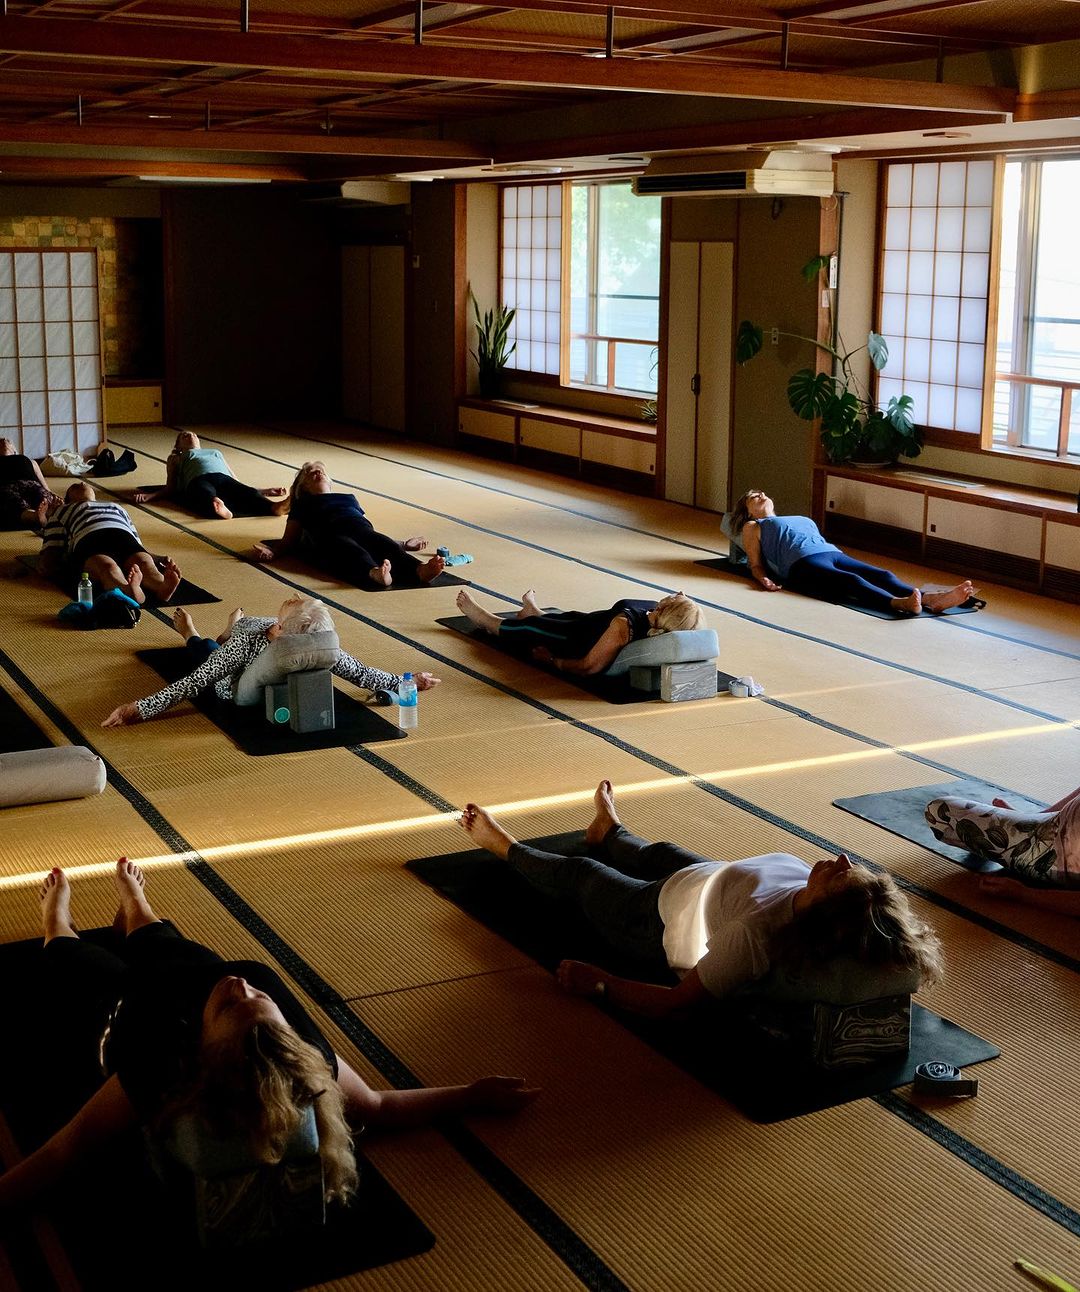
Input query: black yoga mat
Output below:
<box><xmin>833</xmin><ymin>778</ymin><xmax>1049</xmax><ymax>871</ymax></box>
<box><xmin>261</xmin><ymin>546</ymin><xmax>470</xmax><ymax>591</ymax></box>
<box><xmin>17</xmin><ymin>552</ymin><xmax>220</xmax><ymax>607</ymax></box>
<box><xmin>693</xmin><ymin>557</ymin><xmax>985</xmax><ymax>619</ymax></box>
<box><xmin>438</xmin><ymin>613</ymin><xmax>729</xmax><ymax>705</ymax></box>
<box><xmin>0</xmin><ymin>930</ymin><xmax>434</xmax><ymax>1292</ymax></box>
<box><xmin>0</xmin><ymin>688</ymin><xmax>52</xmax><ymax>754</ymax></box>
<box><xmin>407</xmin><ymin>833</ymin><xmax>999</xmax><ymax>1122</ymax></box>
<box><xmin>135</xmin><ymin>647</ymin><xmax>406</xmax><ymax>754</ymax></box>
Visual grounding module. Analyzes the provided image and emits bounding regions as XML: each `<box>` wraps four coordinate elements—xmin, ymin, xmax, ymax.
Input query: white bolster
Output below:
<box><xmin>0</xmin><ymin>746</ymin><xmax>107</xmax><ymax>807</ymax></box>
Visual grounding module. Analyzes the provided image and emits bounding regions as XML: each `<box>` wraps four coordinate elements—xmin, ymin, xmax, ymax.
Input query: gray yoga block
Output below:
<box><xmin>660</xmin><ymin>660</ymin><xmax>718</xmax><ymax>703</ymax></box>
<box><xmin>629</xmin><ymin>665</ymin><xmax>661</xmax><ymax>692</ymax></box>
<box><xmin>287</xmin><ymin>668</ymin><xmax>335</xmax><ymax>733</ymax></box>
<box><xmin>264</xmin><ymin>682</ymin><xmax>290</xmax><ymax>723</ymax></box>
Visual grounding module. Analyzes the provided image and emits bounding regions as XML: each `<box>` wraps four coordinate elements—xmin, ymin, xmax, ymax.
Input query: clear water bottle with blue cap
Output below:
<box><xmin>77</xmin><ymin>572</ymin><xmax>93</xmax><ymax>607</ymax></box>
<box><xmin>398</xmin><ymin>672</ymin><xmax>418</xmax><ymax>730</ymax></box>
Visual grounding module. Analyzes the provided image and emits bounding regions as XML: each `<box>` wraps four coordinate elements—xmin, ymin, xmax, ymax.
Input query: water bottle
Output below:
<box><xmin>398</xmin><ymin>672</ymin><xmax>418</xmax><ymax>730</ymax></box>
<box><xmin>77</xmin><ymin>572</ymin><xmax>93</xmax><ymax>607</ymax></box>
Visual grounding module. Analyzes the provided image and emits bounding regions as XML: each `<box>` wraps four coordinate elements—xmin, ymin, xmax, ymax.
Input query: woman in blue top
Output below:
<box><xmin>134</xmin><ymin>431</ymin><xmax>291</xmax><ymax>520</ymax></box>
<box><xmin>251</xmin><ymin>460</ymin><xmax>446</xmax><ymax>589</ymax></box>
<box><xmin>729</xmin><ymin>489</ymin><xmax>975</xmax><ymax>615</ymax></box>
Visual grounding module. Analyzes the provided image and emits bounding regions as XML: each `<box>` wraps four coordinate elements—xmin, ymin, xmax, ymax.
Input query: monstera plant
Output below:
<box><xmin>735</xmin><ymin>254</ymin><xmax>921</xmax><ymax>466</ymax></box>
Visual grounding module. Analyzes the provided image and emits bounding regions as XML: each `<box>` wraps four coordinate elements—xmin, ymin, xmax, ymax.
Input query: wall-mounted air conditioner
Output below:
<box><xmin>632</xmin><ymin>149</ymin><xmax>835</xmax><ymax>199</ymax></box>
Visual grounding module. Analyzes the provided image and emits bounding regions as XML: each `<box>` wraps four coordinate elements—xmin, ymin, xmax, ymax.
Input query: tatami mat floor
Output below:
<box><xmin>2</xmin><ymin>422</ymin><xmax>1079</xmax><ymax>1291</ymax></box>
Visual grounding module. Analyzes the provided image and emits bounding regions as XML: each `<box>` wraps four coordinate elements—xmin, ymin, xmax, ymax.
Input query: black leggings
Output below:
<box><xmin>311</xmin><ymin>523</ymin><xmax>421</xmax><ymax>588</ymax></box>
<box><xmin>182</xmin><ymin>472</ymin><xmax>275</xmax><ymax>519</ymax></box>
<box><xmin>786</xmin><ymin>550</ymin><xmax>913</xmax><ymax>612</ymax></box>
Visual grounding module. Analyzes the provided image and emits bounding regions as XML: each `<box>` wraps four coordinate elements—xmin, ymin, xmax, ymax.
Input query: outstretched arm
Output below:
<box><xmin>333</xmin><ymin>1056</ymin><xmax>538</xmax><ymax>1129</ymax></box>
<box><xmin>0</xmin><ymin>1075</ymin><xmax>137</xmax><ymax>1209</ymax></box>
<box><xmin>741</xmin><ymin>523</ymin><xmax>782</xmax><ymax>591</ymax></box>
<box><xmin>102</xmin><ymin>632</ymin><xmax>260</xmax><ymax>725</ymax></box>
<box><xmin>557</xmin><ymin>961</ymin><xmax>708</xmax><ymax>1019</ymax></box>
<box><xmin>251</xmin><ymin>517</ymin><xmax>302</xmax><ymax>562</ymax></box>
<box><xmin>536</xmin><ymin>615</ymin><xmax>631</xmax><ymax>676</ymax></box>
<box><xmin>133</xmin><ymin>454</ymin><xmax>179</xmax><ymax>504</ymax></box>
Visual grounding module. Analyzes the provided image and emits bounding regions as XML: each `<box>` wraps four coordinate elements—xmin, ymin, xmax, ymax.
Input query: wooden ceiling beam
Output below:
<box><xmin>0</xmin><ymin>16</ymin><xmax>1017</xmax><ymax>113</ymax></box>
<box><xmin>496</xmin><ymin>104</ymin><xmax>1010</xmax><ymax>161</ymax></box>
<box><xmin>0</xmin><ymin>121</ymin><xmax>492</xmax><ymax>159</ymax></box>
<box><xmin>0</xmin><ymin>154</ymin><xmax>307</xmax><ymax>179</ymax></box>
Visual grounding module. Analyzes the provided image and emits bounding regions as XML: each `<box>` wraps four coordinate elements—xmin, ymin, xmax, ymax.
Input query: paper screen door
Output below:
<box><xmin>0</xmin><ymin>249</ymin><xmax>105</xmax><ymax>458</ymax></box>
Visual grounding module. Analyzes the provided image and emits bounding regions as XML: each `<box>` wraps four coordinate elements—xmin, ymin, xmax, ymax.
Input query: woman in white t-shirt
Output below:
<box><xmin>458</xmin><ymin>780</ymin><xmax>942</xmax><ymax>1018</ymax></box>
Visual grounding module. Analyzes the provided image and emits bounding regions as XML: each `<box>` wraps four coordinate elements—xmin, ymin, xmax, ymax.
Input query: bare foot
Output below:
<box><xmin>417</xmin><ymin>554</ymin><xmax>446</xmax><ymax>584</ymax></box>
<box><xmin>113</xmin><ymin>857</ymin><xmax>154</xmax><ymax>935</ymax></box>
<box><xmin>40</xmin><ymin>868</ymin><xmax>76</xmax><ymax>943</ymax></box>
<box><xmin>369</xmin><ymin>559</ymin><xmax>393</xmax><ymax>588</ymax></box>
<box><xmin>219</xmin><ymin>606</ymin><xmax>244</xmax><ymax>641</ymax></box>
<box><xmin>459</xmin><ymin>804</ymin><xmax>517</xmax><ymax>859</ymax></box>
<box><xmin>584</xmin><ymin>779</ymin><xmax>621</xmax><ymax>846</ymax></box>
<box><xmin>922</xmin><ymin>581</ymin><xmax>976</xmax><ymax>614</ymax></box>
<box><xmin>126</xmin><ymin>562</ymin><xmax>146</xmax><ymax>605</ymax></box>
<box><xmin>890</xmin><ymin>589</ymin><xmax>922</xmax><ymax>615</ymax></box>
<box><xmin>34</xmin><ymin>500</ymin><xmax>50</xmax><ymax>528</ymax></box>
<box><xmin>517</xmin><ymin>589</ymin><xmax>542</xmax><ymax>619</ymax></box>
<box><xmin>403</xmin><ymin>536</ymin><xmax>428</xmax><ymax>552</ymax></box>
<box><xmin>260</xmin><ymin>487</ymin><xmax>288</xmax><ymax>498</ymax></box>
<box><xmin>209</xmin><ymin>496</ymin><xmax>233</xmax><ymax>521</ymax></box>
<box><xmin>269</xmin><ymin>494</ymin><xmax>291</xmax><ymax>517</ymax></box>
<box><xmin>157</xmin><ymin>557</ymin><xmax>182</xmax><ymax>604</ymax></box>
<box><xmin>171</xmin><ymin>607</ymin><xmax>197</xmax><ymax>641</ymax></box>
<box><xmin>456</xmin><ymin>589</ymin><xmax>501</xmax><ymax>633</ymax></box>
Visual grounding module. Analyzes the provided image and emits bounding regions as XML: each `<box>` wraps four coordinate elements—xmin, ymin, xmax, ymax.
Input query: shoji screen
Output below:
<box><xmin>0</xmin><ymin>249</ymin><xmax>104</xmax><ymax>458</ymax></box>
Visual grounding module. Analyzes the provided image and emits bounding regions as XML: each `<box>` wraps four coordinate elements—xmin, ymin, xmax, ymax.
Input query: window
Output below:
<box><xmin>994</xmin><ymin>157</ymin><xmax>1080</xmax><ymax>457</ymax></box>
<box><xmin>499</xmin><ymin>180</ymin><xmax>661</xmax><ymax>397</ymax></box>
<box><xmin>877</xmin><ymin>159</ymin><xmax>993</xmax><ymax>437</ymax></box>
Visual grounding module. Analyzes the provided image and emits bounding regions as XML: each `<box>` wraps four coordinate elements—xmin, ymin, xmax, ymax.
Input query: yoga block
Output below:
<box><xmin>0</xmin><ymin>745</ymin><xmax>106</xmax><ymax>807</ymax></box>
<box><xmin>660</xmin><ymin>660</ymin><xmax>718</xmax><ymax>702</ymax></box>
<box><xmin>629</xmin><ymin>665</ymin><xmax>660</xmax><ymax>692</ymax></box>
<box><xmin>264</xmin><ymin>682</ymin><xmax>290</xmax><ymax>724</ymax></box>
<box><xmin>288</xmin><ymin>668</ymin><xmax>335</xmax><ymax>734</ymax></box>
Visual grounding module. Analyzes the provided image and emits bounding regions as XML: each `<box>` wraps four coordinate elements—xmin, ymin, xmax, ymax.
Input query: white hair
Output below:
<box><xmin>278</xmin><ymin>598</ymin><xmax>334</xmax><ymax>636</ymax></box>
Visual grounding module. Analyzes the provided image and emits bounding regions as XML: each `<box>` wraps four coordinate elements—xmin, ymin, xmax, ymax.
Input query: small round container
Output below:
<box><xmin>728</xmin><ymin>680</ymin><xmax>750</xmax><ymax>699</ymax></box>
<box><xmin>437</xmin><ymin>545</ymin><xmax>451</xmax><ymax>559</ymax></box>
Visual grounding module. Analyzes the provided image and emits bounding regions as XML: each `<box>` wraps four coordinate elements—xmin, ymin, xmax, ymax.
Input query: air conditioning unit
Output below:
<box><xmin>632</xmin><ymin>149</ymin><xmax>835</xmax><ymax>199</ymax></box>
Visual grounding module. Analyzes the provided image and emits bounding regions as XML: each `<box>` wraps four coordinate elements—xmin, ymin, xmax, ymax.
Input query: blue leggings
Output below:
<box><xmin>506</xmin><ymin>826</ymin><xmax>703</xmax><ymax>966</ymax></box>
<box><xmin>786</xmin><ymin>550</ymin><xmax>913</xmax><ymax>611</ymax></box>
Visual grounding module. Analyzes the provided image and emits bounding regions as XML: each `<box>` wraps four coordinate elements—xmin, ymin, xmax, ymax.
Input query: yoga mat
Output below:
<box><xmin>0</xmin><ymin>930</ymin><xmax>435</xmax><ymax>1292</ymax></box>
<box><xmin>407</xmin><ymin>834</ymin><xmax>999</xmax><ymax>1122</ymax></box>
<box><xmin>0</xmin><ymin>689</ymin><xmax>52</xmax><ymax>754</ymax></box>
<box><xmin>438</xmin><ymin>614</ymin><xmax>731</xmax><ymax>705</ymax></box>
<box><xmin>135</xmin><ymin>647</ymin><xmax>406</xmax><ymax>754</ymax></box>
<box><xmin>260</xmin><ymin>545</ymin><xmax>470</xmax><ymax>591</ymax></box>
<box><xmin>693</xmin><ymin>558</ymin><xmax>985</xmax><ymax>619</ymax></box>
<box><xmin>17</xmin><ymin>553</ymin><xmax>220</xmax><ymax>607</ymax></box>
<box><xmin>833</xmin><ymin>779</ymin><xmax>1049</xmax><ymax>871</ymax></box>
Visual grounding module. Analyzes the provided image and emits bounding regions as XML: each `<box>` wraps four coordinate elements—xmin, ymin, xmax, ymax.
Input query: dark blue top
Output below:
<box><xmin>292</xmin><ymin>492</ymin><xmax>371</xmax><ymax>544</ymax></box>
<box><xmin>756</xmin><ymin>515</ymin><xmax>840</xmax><ymax>580</ymax></box>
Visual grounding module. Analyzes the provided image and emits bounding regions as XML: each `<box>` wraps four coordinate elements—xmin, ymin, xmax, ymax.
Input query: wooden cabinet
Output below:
<box><xmin>105</xmin><ymin>382</ymin><xmax>162</xmax><ymax>426</ymax></box>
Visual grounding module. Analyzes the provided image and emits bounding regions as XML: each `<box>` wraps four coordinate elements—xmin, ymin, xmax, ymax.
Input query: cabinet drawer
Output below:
<box><xmin>520</xmin><ymin>417</ymin><xmax>580</xmax><ymax>457</ymax></box>
<box><xmin>458</xmin><ymin>406</ymin><xmax>515</xmax><ymax>444</ymax></box>
<box><xmin>582</xmin><ymin>431</ymin><xmax>655</xmax><ymax>474</ymax></box>
<box><xmin>825</xmin><ymin>476</ymin><xmax>923</xmax><ymax>531</ymax></box>
<box><xmin>105</xmin><ymin>384</ymin><xmax>161</xmax><ymax>425</ymax></box>
<box><xmin>925</xmin><ymin>497</ymin><xmax>1041</xmax><ymax>559</ymax></box>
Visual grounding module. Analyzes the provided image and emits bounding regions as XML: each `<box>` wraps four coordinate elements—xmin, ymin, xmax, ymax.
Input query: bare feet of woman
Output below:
<box><xmin>269</xmin><ymin>494</ymin><xmax>291</xmax><ymax>517</ymax></box>
<box><xmin>459</xmin><ymin>804</ymin><xmax>517</xmax><ymax>860</ymax></box>
<box><xmin>890</xmin><ymin>589</ymin><xmax>922</xmax><ymax>615</ymax></box>
<box><xmin>417</xmin><ymin>554</ymin><xmax>446</xmax><ymax>584</ymax></box>
<box><xmin>114</xmin><ymin>857</ymin><xmax>156</xmax><ymax>935</ymax></box>
<box><xmin>158</xmin><ymin>557</ymin><xmax>182</xmax><ymax>604</ymax></box>
<box><xmin>210</xmin><ymin>497</ymin><xmax>234</xmax><ymax>521</ymax></box>
<box><xmin>125</xmin><ymin>562</ymin><xmax>146</xmax><ymax>605</ymax></box>
<box><xmin>922</xmin><ymin>581</ymin><xmax>976</xmax><ymax>613</ymax></box>
<box><xmin>171</xmin><ymin>607</ymin><xmax>197</xmax><ymax>641</ymax></box>
<box><xmin>370</xmin><ymin>559</ymin><xmax>393</xmax><ymax>588</ymax></box>
<box><xmin>40</xmin><ymin>868</ymin><xmax>76</xmax><ymax>943</ymax></box>
<box><xmin>517</xmin><ymin>589</ymin><xmax>542</xmax><ymax>619</ymax></box>
<box><xmin>456</xmin><ymin>589</ymin><xmax>502</xmax><ymax>633</ymax></box>
<box><xmin>217</xmin><ymin>606</ymin><xmax>244</xmax><ymax>643</ymax></box>
<box><xmin>261</xmin><ymin>487</ymin><xmax>288</xmax><ymax>499</ymax></box>
<box><xmin>403</xmin><ymin>536</ymin><xmax>428</xmax><ymax>552</ymax></box>
<box><xmin>584</xmin><ymin>779</ymin><xmax>621</xmax><ymax>846</ymax></box>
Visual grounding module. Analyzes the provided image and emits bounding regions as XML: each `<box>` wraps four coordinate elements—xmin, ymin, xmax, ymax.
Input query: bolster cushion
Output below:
<box><xmin>233</xmin><ymin>631</ymin><xmax>340</xmax><ymax>707</ymax></box>
<box><xmin>606</xmin><ymin>628</ymin><xmax>720</xmax><ymax>677</ymax></box>
<box><xmin>0</xmin><ymin>745</ymin><xmax>106</xmax><ymax>807</ymax></box>
<box><xmin>735</xmin><ymin>956</ymin><xmax>922</xmax><ymax>1007</ymax></box>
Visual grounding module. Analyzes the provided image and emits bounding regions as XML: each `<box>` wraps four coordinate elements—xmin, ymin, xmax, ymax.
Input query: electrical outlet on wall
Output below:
<box><xmin>770</xmin><ymin>327</ymin><xmax>779</xmax><ymax>346</ymax></box>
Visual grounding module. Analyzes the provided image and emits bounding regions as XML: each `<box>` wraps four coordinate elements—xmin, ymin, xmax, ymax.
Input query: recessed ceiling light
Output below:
<box><xmin>922</xmin><ymin>130</ymin><xmax>971</xmax><ymax>139</ymax></box>
<box><xmin>147</xmin><ymin>113</ymin><xmax>172</xmax><ymax>120</ymax></box>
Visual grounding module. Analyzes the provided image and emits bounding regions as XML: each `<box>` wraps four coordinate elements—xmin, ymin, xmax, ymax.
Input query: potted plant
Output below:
<box><xmin>471</xmin><ymin>294</ymin><xmax>517</xmax><ymax>400</ymax></box>
<box><xmin>735</xmin><ymin>255</ymin><xmax>921</xmax><ymax>467</ymax></box>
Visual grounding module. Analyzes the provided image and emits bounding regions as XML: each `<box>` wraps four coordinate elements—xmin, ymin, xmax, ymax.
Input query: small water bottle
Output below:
<box><xmin>398</xmin><ymin>672</ymin><xmax>418</xmax><ymax>730</ymax></box>
<box><xmin>77</xmin><ymin>572</ymin><xmax>93</xmax><ymax>607</ymax></box>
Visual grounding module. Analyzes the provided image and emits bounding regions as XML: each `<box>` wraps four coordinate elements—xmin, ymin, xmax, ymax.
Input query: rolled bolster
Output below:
<box><xmin>0</xmin><ymin>746</ymin><xmax>107</xmax><ymax>807</ymax></box>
